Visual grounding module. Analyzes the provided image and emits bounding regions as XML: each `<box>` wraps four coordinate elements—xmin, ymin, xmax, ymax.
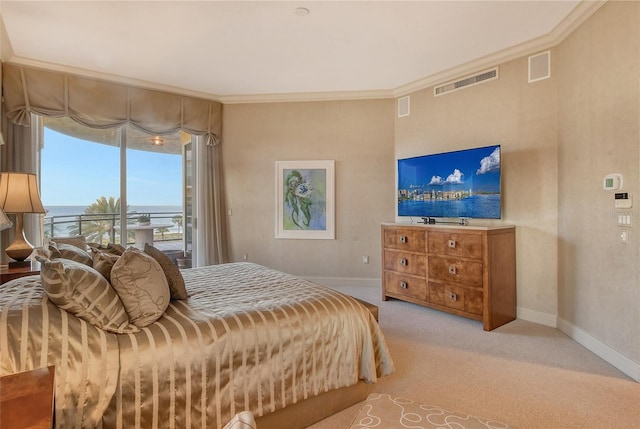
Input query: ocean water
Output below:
<box><xmin>398</xmin><ymin>194</ymin><xmax>501</xmax><ymax>219</ymax></box>
<box><xmin>45</xmin><ymin>205</ymin><xmax>182</xmax><ymax>218</ymax></box>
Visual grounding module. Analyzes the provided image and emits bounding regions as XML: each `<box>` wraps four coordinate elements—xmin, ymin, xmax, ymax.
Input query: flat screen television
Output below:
<box><xmin>397</xmin><ymin>144</ymin><xmax>501</xmax><ymax>220</ymax></box>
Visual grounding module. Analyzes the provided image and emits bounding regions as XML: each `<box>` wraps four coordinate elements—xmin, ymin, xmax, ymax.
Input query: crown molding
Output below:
<box><xmin>3</xmin><ymin>0</ymin><xmax>606</xmax><ymax>105</ymax></box>
<box><xmin>4</xmin><ymin>56</ymin><xmax>224</xmax><ymax>102</ymax></box>
<box><xmin>393</xmin><ymin>0</ymin><xmax>607</xmax><ymax>98</ymax></box>
<box><xmin>218</xmin><ymin>89</ymin><xmax>393</xmax><ymax>104</ymax></box>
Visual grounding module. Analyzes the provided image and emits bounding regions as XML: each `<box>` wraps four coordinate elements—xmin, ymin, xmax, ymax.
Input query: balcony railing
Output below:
<box><xmin>43</xmin><ymin>211</ymin><xmax>184</xmax><ymax>248</ymax></box>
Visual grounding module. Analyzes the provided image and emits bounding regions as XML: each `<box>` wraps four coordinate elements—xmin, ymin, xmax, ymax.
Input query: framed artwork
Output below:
<box><xmin>275</xmin><ymin>160</ymin><xmax>335</xmax><ymax>239</ymax></box>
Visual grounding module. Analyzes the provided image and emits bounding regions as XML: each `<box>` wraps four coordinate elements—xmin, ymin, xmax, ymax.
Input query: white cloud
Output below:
<box><xmin>476</xmin><ymin>147</ymin><xmax>500</xmax><ymax>174</ymax></box>
<box><xmin>446</xmin><ymin>169</ymin><xmax>464</xmax><ymax>184</ymax></box>
<box><xmin>429</xmin><ymin>175</ymin><xmax>444</xmax><ymax>185</ymax></box>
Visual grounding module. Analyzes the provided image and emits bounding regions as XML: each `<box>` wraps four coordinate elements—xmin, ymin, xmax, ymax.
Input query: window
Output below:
<box><xmin>40</xmin><ymin>117</ymin><xmax>194</xmax><ymax>260</ymax></box>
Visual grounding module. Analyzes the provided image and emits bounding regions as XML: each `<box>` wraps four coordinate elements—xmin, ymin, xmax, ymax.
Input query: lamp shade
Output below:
<box><xmin>0</xmin><ymin>172</ymin><xmax>46</xmax><ymax>214</ymax></box>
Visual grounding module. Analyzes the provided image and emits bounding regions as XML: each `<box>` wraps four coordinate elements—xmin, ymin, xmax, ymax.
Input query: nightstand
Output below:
<box><xmin>0</xmin><ymin>366</ymin><xmax>55</xmax><ymax>429</ymax></box>
<box><xmin>0</xmin><ymin>260</ymin><xmax>41</xmax><ymax>285</ymax></box>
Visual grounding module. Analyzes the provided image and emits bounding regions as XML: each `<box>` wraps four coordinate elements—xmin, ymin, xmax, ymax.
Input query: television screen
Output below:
<box><xmin>397</xmin><ymin>145</ymin><xmax>501</xmax><ymax>219</ymax></box>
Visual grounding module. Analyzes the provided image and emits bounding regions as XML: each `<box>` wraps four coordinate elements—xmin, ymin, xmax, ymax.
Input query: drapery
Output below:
<box><xmin>195</xmin><ymin>136</ymin><xmax>227</xmax><ymax>266</ymax></box>
<box><xmin>2</xmin><ymin>64</ymin><xmax>222</xmax><ymax>145</ymax></box>
<box><xmin>1</xmin><ymin>63</ymin><xmax>227</xmax><ymax>263</ymax></box>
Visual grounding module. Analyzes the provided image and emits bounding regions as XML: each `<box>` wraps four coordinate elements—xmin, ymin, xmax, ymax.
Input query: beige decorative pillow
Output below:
<box><xmin>50</xmin><ymin>235</ymin><xmax>88</xmax><ymax>251</ymax></box>
<box><xmin>91</xmin><ymin>250</ymin><xmax>120</xmax><ymax>282</ymax></box>
<box><xmin>144</xmin><ymin>243</ymin><xmax>188</xmax><ymax>300</ymax></box>
<box><xmin>88</xmin><ymin>242</ymin><xmax>126</xmax><ymax>256</ymax></box>
<box><xmin>110</xmin><ymin>248</ymin><xmax>170</xmax><ymax>328</ymax></box>
<box><xmin>37</xmin><ymin>257</ymin><xmax>137</xmax><ymax>334</ymax></box>
<box><xmin>49</xmin><ymin>242</ymin><xmax>93</xmax><ymax>267</ymax></box>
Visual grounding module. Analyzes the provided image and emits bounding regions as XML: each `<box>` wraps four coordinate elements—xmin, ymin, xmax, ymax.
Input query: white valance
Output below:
<box><xmin>2</xmin><ymin>64</ymin><xmax>222</xmax><ymax>145</ymax></box>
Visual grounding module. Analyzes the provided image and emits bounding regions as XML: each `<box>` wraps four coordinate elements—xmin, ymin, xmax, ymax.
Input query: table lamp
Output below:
<box><xmin>0</xmin><ymin>172</ymin><xmax>46</xmax><ymax>268</ymax></box>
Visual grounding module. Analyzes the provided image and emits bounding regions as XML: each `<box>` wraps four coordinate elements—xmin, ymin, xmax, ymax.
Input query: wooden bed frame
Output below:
<box><xmin>256</xmin><ymin>381</ymin><xmax>373</xmax><ymax>429</ymax></box>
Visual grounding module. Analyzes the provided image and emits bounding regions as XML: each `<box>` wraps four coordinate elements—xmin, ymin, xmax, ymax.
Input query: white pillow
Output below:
<box><xmin>110</xmin><ymin>247</ymin><xmax>170</xmax><ymax>328</ymax></box>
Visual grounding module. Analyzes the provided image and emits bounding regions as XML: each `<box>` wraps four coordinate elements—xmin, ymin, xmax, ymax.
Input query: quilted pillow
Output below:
<box><xmin>110</xmin><ymin>248</ymin><xmax>170</xmax><ymax>328</ymax></box>
<box><xmin>144</xmin><ymin>244</ymin><xmax>188</xmax><ymax>300</ymax></box>
<box><xmin>49</xmin><ymin>242</ymin><xmax>93</xmax><ymax>267</ymax></box>
<box><xmin>37</xmin><ymin>257</ymin><xmax>138</xmax><ymax>334</ymax></box>
<box><xmin>91</xmin><ymin>249</ymin><xmax>120</xmax><ymax>282</ymax></box>
<box><xmin>222</xmin><ymin>412</ymin><xmax>257</xmax><ymax>429</ymax></box>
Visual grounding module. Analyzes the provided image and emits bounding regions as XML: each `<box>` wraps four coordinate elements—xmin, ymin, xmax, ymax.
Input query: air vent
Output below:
<box><xmin>434</xmin><ymin>67</ymin><xmax>499</xmax><ymax>96</ymax></box>
<box><xmin>397</xmin><ymin>96</ymin><xmax>410</xmax><ymax>118</ymax></box>
<box><xmin>529</xmin><ymin>51</ymin><xmax>550</xmax><ymax>83</ymax></box>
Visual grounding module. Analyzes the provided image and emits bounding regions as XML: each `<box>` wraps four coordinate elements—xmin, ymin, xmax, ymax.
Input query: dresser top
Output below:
<box><xmin>382</xmin><ymin>222</ymin><xmax>515</xmax><ymax>231</ymax></box>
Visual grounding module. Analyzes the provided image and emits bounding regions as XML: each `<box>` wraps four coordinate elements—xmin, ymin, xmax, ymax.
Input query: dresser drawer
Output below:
<box><xmin>429</xmin><ymin>282</ymin><xmax>483</xmax><ymax>315</ymax></box>
<box><xmin>384</xmin><ymin>228</ymin><xmax>426</xmax><ymax>253</ymax></box>
<box><xmin>427</xmin><ymin>231</ymin><xmax>482</xmax><ymax>259</ymax></box>
<box><xmin>428</xmin><ymin>256</ymin><xmax>483</xmax><ymax>287</ymax></box>
<box><xmin>384</xmin><ymin>250</ymin><xmax>426</xmax><ymax>276</ymax></box>
<box><xmin>384</xmin><ymin>272</ymin><xmax>427</xmax><ymax>301</ymax></box>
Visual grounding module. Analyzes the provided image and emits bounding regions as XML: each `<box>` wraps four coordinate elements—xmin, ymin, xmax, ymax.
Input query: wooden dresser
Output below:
<box><xmin>381</xmin><ymin>223</ymin><xmax>516</xmax><ymax>331</ymax></box>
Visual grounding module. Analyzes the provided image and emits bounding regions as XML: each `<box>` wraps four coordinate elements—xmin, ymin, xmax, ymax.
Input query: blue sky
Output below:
<box><xmin>41</xmin><ymin>127</ymin><xmax>182</xmax><ymax>206</ymax></box>
<box><xmin>398</xmin><ymin>145</ymin><xmax>501</xmax><ymax>193</ymax></box>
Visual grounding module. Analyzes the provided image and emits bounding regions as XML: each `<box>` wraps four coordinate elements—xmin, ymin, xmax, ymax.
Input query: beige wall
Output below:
<box><xmin>556</xmin><ymin>1</ymin><xmax>639</xmax><ymax>363</ymax></box>
<box><xmin>220</xmin><ymin>1</ymin><xmax>638</xmax><ymax>372</ymax></box>
<box><xmin>393</xmin><ymin>1</ymin><xmax>639</xmax><ymax>366</ymax></box>
<box><xmin>395</xmin><ymin>55</ymin><xmax>560</xmax><ymax>319</ymax></box>
<box><xmin>222</xmin><ymin>100</ymin><xmax>395</xmax><ymax>278</ymax></box>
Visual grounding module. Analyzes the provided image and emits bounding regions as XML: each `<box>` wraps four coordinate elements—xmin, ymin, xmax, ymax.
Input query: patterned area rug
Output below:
<box><xmin>349</xmin><ymin>393</ymin><xmax>511</xmax><ymax>429</ymax></box>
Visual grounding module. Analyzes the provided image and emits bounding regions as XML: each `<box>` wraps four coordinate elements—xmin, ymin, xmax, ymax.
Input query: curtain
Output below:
<box><xmin>194</xmin><ymin>136</ymin><xmax>227</xmax><ymax>266</ymax></box>
<box><xmin>0</xmin><ymin>115</ymin><xmax>43</xmax><ymax>263</ymax></box>
<box><xmin>2</xmin><ymin>64</ymin><xmax>222</xmax><ymax>145</ymax></box>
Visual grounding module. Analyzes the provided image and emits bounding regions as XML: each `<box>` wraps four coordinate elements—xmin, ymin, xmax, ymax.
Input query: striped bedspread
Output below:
<box><xmin>0</xmin><ymin>262</ymin><xmax>394</xmax><ymax>428</ymax></box>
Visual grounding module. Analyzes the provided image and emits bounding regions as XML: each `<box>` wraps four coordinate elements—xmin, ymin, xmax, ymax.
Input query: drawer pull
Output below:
<box><xmin>400</xmin><ymin>281</ymin><xmax>408</xmax><ymax>289</ymax></box>
<box><xmin>400</xmin><ymin>235</ymin><xmax>407</xmax><ymax>243</ymax></box>
<box><xmin>449</xmin><ymin>292</ymin><xmax>457</xmax><ymax>302</ymax></box>
<box><xmin>448</xmin><ymin>239</ymin><xmax>456</xmax><ymax>248</ymax></box>
<box><xmin>400</xmin><ymin>258</ymin><xmax>408</xmax><ymax>266</ymax></box>
<box><xmin>448</xmin><ymin>265</ymin><xmax>457</xmax><ymax>275</ymax></box>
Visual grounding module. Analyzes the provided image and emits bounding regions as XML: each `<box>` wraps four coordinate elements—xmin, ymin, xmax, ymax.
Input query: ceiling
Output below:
<box><xmin>0</xmin><ymin>1</ymin><xmax>597</xmax><ymax>102</ymax></box>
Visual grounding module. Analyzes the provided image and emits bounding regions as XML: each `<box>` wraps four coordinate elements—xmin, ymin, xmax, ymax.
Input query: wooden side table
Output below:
<box><xmin>0</xmin><ymin>366</ymin><xmax>55</xmax><ymax>428</ymax></box>
<box><xmin>0</xmin><ymin>260</ymin><xmax>41</xmax><ymax>285</ymax></box>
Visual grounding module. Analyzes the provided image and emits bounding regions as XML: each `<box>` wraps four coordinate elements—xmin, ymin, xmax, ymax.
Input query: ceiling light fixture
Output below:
<box><xmin>150</xmin><ymin>136</ymin><xmax>164</xmax><ymax>146</ymax></box>
<box><xmin>294</xmin><ymin>7</ymin><xmax>310</xmax><ymax>17</ymax></box>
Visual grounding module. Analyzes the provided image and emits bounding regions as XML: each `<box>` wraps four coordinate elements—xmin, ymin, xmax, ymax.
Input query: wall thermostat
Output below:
<box><xmin>603</xmin><ymin>173</ymin><xmax>623</xmax><ymax>191</ymax></box>
<box><xmin>615</xmin><ymin>192</ymin><xmax>632</xmax><ymax>209</ymax></box>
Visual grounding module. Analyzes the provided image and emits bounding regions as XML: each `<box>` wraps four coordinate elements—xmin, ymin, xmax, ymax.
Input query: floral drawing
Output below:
<box><xmin>285</xmin><ymin>170</ymin><xmax>313</xmax><ymax>229</ymax></box>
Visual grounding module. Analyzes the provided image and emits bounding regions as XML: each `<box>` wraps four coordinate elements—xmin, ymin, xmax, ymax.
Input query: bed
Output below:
<box><xmin>0</xmin><ymin>260</ymin><xmax>394</xmax><ymax>429</ymax></box>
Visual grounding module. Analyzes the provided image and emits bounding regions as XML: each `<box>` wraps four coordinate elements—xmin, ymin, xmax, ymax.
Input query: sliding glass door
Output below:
<box><xmin>41</xmin><ymin>117</ymin><xmax>123</xmax><ymax>244</ymax></box>
<box><xmin>40</xmin><ymin>117</ymin><xmax>194</xmax><ymax>259</ymax></box>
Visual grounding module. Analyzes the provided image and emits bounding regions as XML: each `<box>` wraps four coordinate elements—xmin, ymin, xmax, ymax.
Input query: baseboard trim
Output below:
<box><xmin>557</xmin><ymin>317</ymin><xmax>639</xmax><ymax>382</ymax></box>
<box><xmin>516</xmin><ymin>307</ymin><xmax>558</xmax><ymax>328</ymax></box>
<box><xmin>304</xmin><ymin>276</ymin><xmax>381</xmax><ymax>289</ymax></box>
<box><xmin>307</xmin><ymin>279</ymin><xmax>639</xmax><ymax>382</ymax></box>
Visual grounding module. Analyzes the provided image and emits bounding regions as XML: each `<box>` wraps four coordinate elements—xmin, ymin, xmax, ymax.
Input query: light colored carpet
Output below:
<box><xmin>308</xmin><ymin>284</ymin><xmax>640</xmax><ymax>429</ymax></box>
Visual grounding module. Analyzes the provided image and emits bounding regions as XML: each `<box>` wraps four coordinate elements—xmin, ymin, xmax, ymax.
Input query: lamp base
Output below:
<box><xmin>5</xmin><ymin>212</ymin><xmax>35</xmax><ymax>267</ymax></box>
<box><xmin>8</xmin><ymin>259</ymin><xmax>33</xmax><ymax>269</ymax></box>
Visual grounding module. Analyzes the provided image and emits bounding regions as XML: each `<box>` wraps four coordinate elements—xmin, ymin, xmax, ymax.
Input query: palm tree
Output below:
<box><xmin>172</xmin><ymin>214</ymin><xmax>183</xmax><ymax>233</ymax></box>
<box><xmin>157</xmin><ymin>227</ymin><xmax>170</xmax><ymax>240</ymax></box>
<box><xmin>68</xmin><ymin>196</ymin><xmax>128</xmax><ymax>244</ymax></box>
